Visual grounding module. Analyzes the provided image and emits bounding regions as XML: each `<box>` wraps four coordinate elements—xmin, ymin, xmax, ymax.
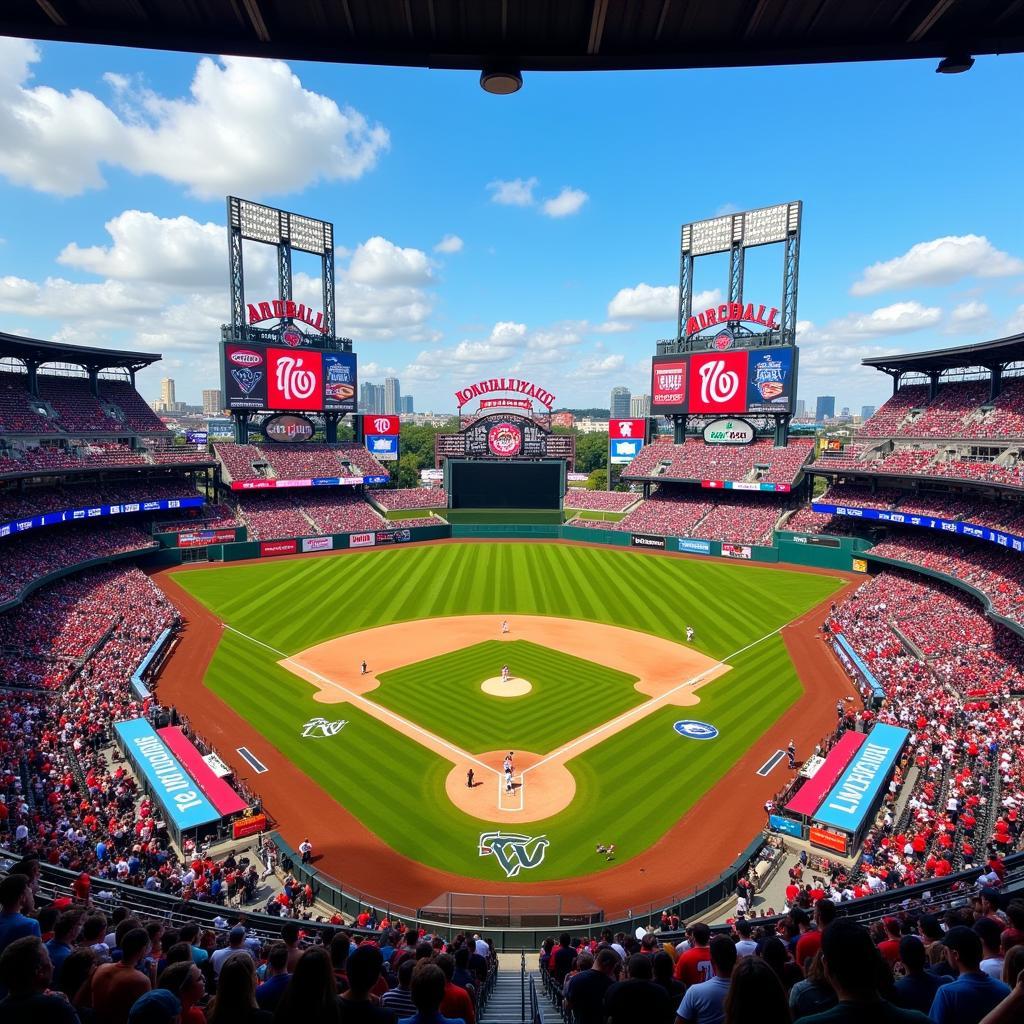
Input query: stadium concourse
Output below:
<box><xmin>1</xmin><ymin>335</ymin><xmax>1024</xmax><ymax>1024</ymax></box>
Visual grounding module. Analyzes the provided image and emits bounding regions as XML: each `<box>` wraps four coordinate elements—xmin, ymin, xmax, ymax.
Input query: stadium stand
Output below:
<box><xmin>214</xmin><ymin>441</ymin><xmax>389</xmax><ymax>483</ymax></box>
<box><xmin>371</xmin><ymin>487</ymin><xmax>447</xmax><ymax>510</ymax></box>
<box><xmin>96</xmin><ymin>379</ymin><xmax>170</xmax><ymax>433</ymax></box>
<box><xmin>563</xmin><ymin>488</ymin><xmax>638</xmax><ymax>511</ymax></box>
<box><xmin>622</xmin><ymin>437</ymin><xmax>814</xmax><ymax>486</ymax></box>
<box><xmin>0</xmin><ymin>371</ymin><xmax>59</xmax><ymax>433</ymax></box>
<box><xmin>36</xmin><ymin>375</ymin><xmax>123</xmax><ymax>433</ymax></box>
<box><xmin>155</xmin><ymin>504</ymin><xmax>240</xmax><ymax>533</ymax></box>
<box><xmin>0</xmin><ymin>479</ymin><xmax>201</xmax><ymax>524</ymax></box>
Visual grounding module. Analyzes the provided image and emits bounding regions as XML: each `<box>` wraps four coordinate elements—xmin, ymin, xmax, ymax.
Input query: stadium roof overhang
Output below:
<box><xmin>0</xmin><ymin>331</ymin><xmax>160</xmax><ymax>373</ymax></box>
<box><xmin>2</xmin><ymin>1</ymin><xmax>1023</xmax><ymax>74</ymax></box>
<box><xmin>862</xmin><ymin>333</ymin><xmax>1024</xmax><ymax>375</ymax></box>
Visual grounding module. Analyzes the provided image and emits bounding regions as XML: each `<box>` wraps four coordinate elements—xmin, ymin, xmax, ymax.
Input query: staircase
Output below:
<box><xmin>480</xmin><ymin>966</ymin><xmax>561</xmax><ymax>1024</ymax></box>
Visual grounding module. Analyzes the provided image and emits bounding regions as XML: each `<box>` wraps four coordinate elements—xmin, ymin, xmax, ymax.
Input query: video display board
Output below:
<box><xmin>650</xmin><ymin>347</ymin><xmax>797</xmax><ymax>416</ymax></box>
<box><xmin>449</xmin><ymin>460</ymin><xmax>562</xmax><ymax>509</ymax></box>
<box><xmin>222</xmin><ymin>342</ymin><xmax>356</xmax><ymax>412</ymax></box>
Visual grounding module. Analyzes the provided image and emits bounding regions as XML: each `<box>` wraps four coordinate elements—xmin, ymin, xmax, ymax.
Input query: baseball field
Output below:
<box><xmin>166</xmin><ymin>541</ymin><xmax>847</xmax><ymax>898</ymax></box>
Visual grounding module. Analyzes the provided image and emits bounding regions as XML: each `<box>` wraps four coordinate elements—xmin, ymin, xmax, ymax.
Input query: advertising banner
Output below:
<box><xmin>232</xmin><ymin>813</ymin><xmax>268</xmax><ymax>840</ymax></box>
<box><xmin>813</xmin><ymin>502</ymin><xmax>1024</xmax><ymax>554</ymax></box>
<box><xmin>186</xmin><ymin>431</ymin><xmax>208</xmax><ymax>444</ymax></box>
<box><xmin>785</xmin><ymin>730</ymin><xmax>866</xmax><ymax>817</ymax></box>
<box><xmin>809</xmin><ymin>826</ymin><xmax>848</xmax><ymax>854</ymax></box>
<box><xmin>266</xmin><ymin>347</ymin><xmax>323</xmax><ymax>411</ymax></box>
<box><xmin>678</xmin><ymin>538</ymin><xmax>712</xmax><ymax>555</ymax></box>
<box><xmin>156</xmin><ymin>727</ymin><xmax>248</xmax><ymax>816</ymax></box>
<box><xmin>721</xmin><ymin>544</ymin><xmax>752</xmax><ymax>559</ymax></box>
<box><xmin>366</xmin><ymin>435</ymin><xmax>399</xmax><ymax>461</ymax></box>
<box><xmin>812</xmin><ymin>723</ymin><xmax>910</xmax><ymax>833</ymax></box>
<box><xmin>301</xmin><ymin>536</ymin><xmax>334</xmax><ymax>552</ymax></box>
<box><xmin>746</xmin><ymin>347</ymin><xmax>795</xmax><ymax>413</ymax></box>
<box><xmin>479</xmin><ymin>398</ymin><xmax>532</xmax><ymax>411</ymax></box>
<box><xmin>263</xmin><ymin>413</ymin><xmax>315</xmax><ymax>442</ymax></box>
<box><xmin>363</xmin><ymin>415</ymin><xmax>400</xmax><ymax>435</ymax></box>
<box><xmin>703</xmin><ymin>418</ymin><xmax>755</xmax><ymax>445</ymax></box>
<box><xmin>177</xmin><ymin>529</ymin><xmax>237</xmax><ymax>548</ymax></box>
<box><xmin>610</xmin><ymin>437</ymin><xmax>643</xmax><ymax>464</ymax></box>
<box><xmin>374</xmin><ymin>529</ymin><xmax>412</xmax><ymax>545</ymax></box>
<box><xmin>202</xmin><ymin>752</ymin><xmax>232</xmax><ymax>778</ymax></box>
<box><xmin>260</xmin><ymin>540</ymin><xmax>298</xmax><ymax>557</ymax></box>
<box><xmin>224</xmin><ymin>345</ymin><xmax>268</xmax><ymax>410</ymax></box>
<box><xmin>0</xmin><ymin>496</ymin><xmax>203</xmax><ymax>540</ymax></box>
<box><xmin>769</xmin><ymin>815</ymin><xmax>804</xmax><ymax>839</ymax></box>
<box><xmin>631</xmin><ymin>534</ymin><xmax>666</xmax><ymax>549</ymax></box>
<box><xmin>608</xmin><ymin>418</ymin><xmax>645</xmax><ymax>440</ymax></box>
<box><xmin>650</xmin><ymin>357</ymin><xmax>688</xmax><ymax>413</ymax></box>
<box><xmin>323</xmin><ymin>351</ymin><xmax>357</xmax><ymax>411</ymax></box>
<box><xmin>350</xmin><ymin>532</ymin><xmax>376</xmax><ymax>548</ymax></box>
<box><xmin>114</xmin><ymin>718</ymin><xmax>219</xmax><ymax>831</ymax></box>
<box><xmin>852</xmin><ymin>558</ymin><xmax>869</xmax><ymax>573</ymax></box>
<box><xmin>230</xmin><ymin>476</ymin><xmax>380</xmax><ymax>491</ymax></box>
<box><xmin>689</xmin><ymin>350</ymin><xmax>749</xmax><ymax>415</ymax></box>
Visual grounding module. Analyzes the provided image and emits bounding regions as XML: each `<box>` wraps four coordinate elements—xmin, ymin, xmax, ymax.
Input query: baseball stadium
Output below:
<box><xmin>2</xmin><ymin>6</ymin><xmax>1024</xmax><ymax>1024</ymax></box>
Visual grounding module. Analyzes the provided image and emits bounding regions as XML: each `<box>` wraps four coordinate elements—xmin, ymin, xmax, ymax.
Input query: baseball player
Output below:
<box><xmin>685</xmin><ymin>625</ymin><xmax>695</xmax><ymax>642</ymax></box>
<box><xmin>504</xmin><ymin>768</ymin><xmax>513</xmax><ymax>793</ymax></box>
<box><xmin>501</xmin><ymin>620</ymin><xmax>509</xmax><ymax>635</ymax></box>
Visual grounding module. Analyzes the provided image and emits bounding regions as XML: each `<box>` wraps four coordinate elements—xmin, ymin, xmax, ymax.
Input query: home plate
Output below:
<box><xmin>481</xmin><ymin>676</ymin><xmax>532</xmax><ymax>697</ymax></box>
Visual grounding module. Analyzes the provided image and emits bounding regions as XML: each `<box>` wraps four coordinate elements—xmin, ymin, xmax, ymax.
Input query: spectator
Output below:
<box><xmin>788</xmin><ymin>952</ymin><xmax>836</xmax><ymax>1019</ymax></box>
<box><xmin>725</xmin><ymin>955</ymin><xmax>791</xmax><ymax>1024</ymax></box>
<box><xmin>57</xmin><ymin>947</ymin><xmax>97</xmax><ymax>1017</ymax></box>
<box><xmin>0</xmin><ymin>935</ymin><xmax>79</xmax><ymax>1024</ymax></box>
<box><xmin>605</xmin><ymin>953</ymin><xmax>674</xmax><ymax>1024</ymax></box>
<box><xmin>156</xmin><ymin>961</ymin><xmax>206</xmax><ymax>1024</ymax></box>
<box><xmin>254</xmin><ymin>942</ymin><xmax>290</xmax><ymax>1013</ymax></box>
<box><xmin>551</xmin><ymin>933</ymin><xmax>575</xmax><ymax>985</ymax></box>
<box><xmin>211</xmin><ymin>928</ymin><xmax>252</xmax><ymax>979</ymax></box>
<box><xmin>929</xmin><ymin>926</ymin><xmax>1011</xmax><ymax>1024</ymax></box>
<box><xmin>733</xmin><ymin>920</ymin><xmax>757</xmax><ymax>958</ymax></box>
<box><xmin>674</xmin><ymin>923</ymin><xmax>712</xmax><ymax>984</ymax></box>
<box><xmin>975</xmin><ymin>919</ymin><xmax>1005</xmax><ymax>981</ymax></box>
<box><xmin>338</xmin><ymin>945</ymin><xmax>395</xmax><ymax>1024</ymax></box>
<box><xmin>435</xmin><ymin>953</ymin><xmax>473</xmax><ymax>1024</ymax></box>
<box><xmin>126</xmin><ymin>990</ymin><xmax>181</xmax><ymax>1024</ymax></box>
<box><xmin>791</xmin><ymin>908</ymin><xmax>821</xmax><ymax>972</ymax></box>
<box><xmin>565</xmin><ymin>947</ymin><xmax>620</xmax><ymax>1024</ymax></box>
<box><xmin>676</xmin><ymin>934</ymin><xmax>736</xmax><ymax>1024</ymax></box>
<box><xmin>795</xmin><ymin>919</ymin><xmax>930</xmax><ymax>1023</ymax></box>
<box><xmin>891</xmin><ymin>936</ymin><xmax>948</xmax><ymax>1015</ymax></box>
<box><xmin>653</xmin><ymin>951</ymin><xmax>684</xmax><ymax>1004</ymax></box>
<box><xmin>404</xmin><ymin>960</ymin><xmax>466</xmax><ymax>1024</ymax></box>
<box><xmin>89</xmin><ymin>927</ymin><xmax>151</xmax><ymax>1024</ymax></box>
<box><xmin>46</xmin><ymin>911</ymin><xmax>83</xmax><ymax>987</ymax></box>
<box><xmin>274</xmin><ymin>947</ymin><xmax>338</xmax><ymax>1024</ymax></box>
<box><xmin>379</xmin><ymin>959</ymin><xmax>417</xmax><ymax>1019</ymax></box>
<box><xmin>0</xmin><ymin>875</ymin><xmax>40</xmax><ymax>957</ymax></box>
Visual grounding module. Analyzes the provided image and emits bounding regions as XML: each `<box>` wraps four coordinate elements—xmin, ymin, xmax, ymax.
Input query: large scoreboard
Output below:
<box><xmin>222</xmin><ymin>342</ymin><xmax>357</xmax><ymax>413</ymax></box>
<box><xmin>650</xmin><ymin>346</ymin><xmax>797</xmax><ymax>416</ymax></box>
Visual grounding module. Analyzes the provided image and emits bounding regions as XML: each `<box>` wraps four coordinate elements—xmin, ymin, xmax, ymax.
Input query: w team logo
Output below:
<box><xmin>231</xmin><ymin>367</ymin><xmax>263</xmax><ymax>395</ymax></box>
<box><xmin>479</xmin><ymin>831</ymin><xmax>549</xmax><ymax>877</ymax></box>
<box><xmin>698</xmin><ymin>359</ymin><xmax>740</xmax><ymax>406</ymax></box>
<box><xmin>275</xmin><ymin>355</ymin><xmax>318</xmax><ymax>402</ymax></box>
<box><xmin>673</xmin><ymin>720</ymin><xmax>719</xmax><ymax>740</ymax></box>
<box><xmin>301</xmin><ymin>718</ymin><xmax>348</xmax><ymax>738</ymax></box>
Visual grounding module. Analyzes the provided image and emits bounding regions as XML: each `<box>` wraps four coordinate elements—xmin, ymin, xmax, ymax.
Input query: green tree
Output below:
<box><xmin>397</xmin><ymin>452</ymin><xmax>423</xmax><ymax>488</ymax></box>
<box><xmin>586</xmin><ymin>468</ymin><xmax>607</xmax><ymax>490</ymax></box>
<box><xmin>575</xmin><ymin>432</ymin><xmax>608</xmax><ymax>474</ymax></box>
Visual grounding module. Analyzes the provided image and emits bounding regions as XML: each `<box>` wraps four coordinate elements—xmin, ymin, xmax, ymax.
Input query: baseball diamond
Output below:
<box><xmin>157</xmin><ymin>539</ymin><xmax>850</xmax><ymax>908</ymax></box>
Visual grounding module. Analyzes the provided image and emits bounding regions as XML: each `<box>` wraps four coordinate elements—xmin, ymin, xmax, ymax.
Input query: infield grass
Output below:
<box><xmin>174</xmin><ymin>542</ymin><xmax>844</xmax><ymax>881</ymax></box>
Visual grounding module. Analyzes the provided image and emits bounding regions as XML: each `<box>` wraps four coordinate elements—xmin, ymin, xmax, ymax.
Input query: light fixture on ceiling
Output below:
<box><xmin>480</xmin><ymin>68</ymin><xmax>523</xmax><ymax>94</ymax></box>
<box><xmin>936</xmin><ymin>54</ymin><xmax>975</xmax><ymax>74</ymax></box>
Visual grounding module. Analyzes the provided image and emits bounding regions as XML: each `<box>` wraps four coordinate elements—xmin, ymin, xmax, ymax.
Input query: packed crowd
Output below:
<box><xmin>35</xmin><ymin>377</ymin><xmax>123</xmax><ymax>433</ymax></box>
<box><xmin>154</xmin><ymin>506</ymin><xmax>240</xmax><ymax>534</ymax></box>
<box><xmin>214</xmin><ymin>443</ymin><xmax>388</xmax><ymax>484</ymax></box>
<box><xmin>868</xmin><ymin>534</ymin><xmax>1024</xmax><ymax>628</ymax></box>
<box><xmin>542</xmin><ymin>896</ymin><xmax>1024</xmax><ymax>1024</ymax></box>
<box><xmin>622</xmin><ymin>438</ymin><xmax>814</xmax><ymax>486</ymax></box>
<box><xmin>563</xmin><ymin>489</ymin><xmax>639</xmax><ymax>512</ymax></box>
<box><xmin>0</xmin><ymin>524</ymin><xmax>158</xmax><ymax>606</ymax></box>
<box><xmin>0</xmin><ymin>881</ymin><xmax>505</xmax><ymax>1024</ymax></box>
<box><xmin>0</xmin><ymin>444</ymin><xmax>212</xmax><ymax>477</ymax></box>
<box><xmin>0</xmin><ymin>480</ymin><xmax>201</xmax><ymax>525</ymax></box>
<box><xmin>370</xmin><ymin>488</ymin><xmax>447</xmax><ymax>511</ymax></box>
<box><xmin>95</xmin><ymin>381</ymin><xmax>169</xmax><ymax>434</ymax></box>
<box><xmin>860</xmin><ymin>378</ymin><xmax>1024</xmax><ymax>441</ymax></box>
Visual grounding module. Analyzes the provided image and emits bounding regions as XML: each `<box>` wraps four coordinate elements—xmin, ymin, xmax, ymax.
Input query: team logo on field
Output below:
<box><xmin>300</xmin><ymin>718</ymin><xmax>348</xmax><ymax>738</ymax></box>
<box><xmin>479</xmin><ymin>831</ymin><xmax>549</xmax><ymax>878</ymax></box>
<box><xmin>673</xmin><ymin>720</ymin><xmax>719</xmax><ymax>740</ymax></box>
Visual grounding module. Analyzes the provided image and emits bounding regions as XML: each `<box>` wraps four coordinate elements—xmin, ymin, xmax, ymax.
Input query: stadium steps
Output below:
<box><xmin>480</xmin><ymin>968</ymin><xmax>559</xmax><ymax>1024</ymax></box>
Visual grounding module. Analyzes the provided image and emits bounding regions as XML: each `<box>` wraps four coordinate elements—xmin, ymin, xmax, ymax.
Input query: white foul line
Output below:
<box><xmin>223</xmin><ymin>623</ymin><xmax>499</xmax><ymax>777</ymax></box>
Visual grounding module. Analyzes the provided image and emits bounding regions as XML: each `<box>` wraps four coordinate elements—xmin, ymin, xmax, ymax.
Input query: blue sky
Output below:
<box><xmin>1</xmin><ymin>37</ymin><xmax>1022</xmax><ymax>413</ymax></box>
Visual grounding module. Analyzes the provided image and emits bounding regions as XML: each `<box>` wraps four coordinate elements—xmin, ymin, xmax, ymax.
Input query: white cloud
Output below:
<box><xmin>1006</xmin><ymin>305</ymin><xmax>1024</xmax><ymax>334</ymax></box>
<box><xmin>851</xmin><ymin>235</ymin><xmax>1024</xmax><ymax>296</ymax></box>
<box><xmin>57</xmin><ymin>210</ymin><xmax>225</xmax><ymax>287</ymax></box>
<box><xmin>594</xmin><ymin>321</ymin><xmax>633</xmax><ymax>334</ymax></box>
<box><xmin>541</xmin><ymin>187</ymin><xmax>589</xmax><ymax>218</ymax></box>
<box><xmin>347</xmin><ymin>236</ymin><xmax>433</xmax><ymax>287</ymax></box>
<box><xmin>566</xmin><ymin>354</ymin><xmax>625</xmax><ymax>380</ymax></box>
<box><xmin>821</xmin><ymin>301</ymin><xmax>942</xmax><ymax>338</ymax></box>
<box><xmin>607</xmin><ymin>284</ymin><xmax>721</xmax><ymax>322</ymax></box>
<box><xmin>0</xmin><ymin>40</ymin><xmax>389</xmax><ymax>198</ymax></box>
<box><xmin>433</xmin><ymin>234</ymin><xmax>464</xmax><ymax>254</ymax></box>
<box><xmin>487</xmin><ymin>177</ymin><xmax>537</xmax><ymax>207</ymax></box>
<box><xmin>943</xmin><ymin>300</ymin><xmax>990</xmax><ymax>334</ymax></box>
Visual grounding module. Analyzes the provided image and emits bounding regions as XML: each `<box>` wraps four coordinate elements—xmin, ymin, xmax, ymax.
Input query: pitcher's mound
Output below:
<box><xmin>481</xmin><ymin>676</ymin><xmax>532</xmax><ymax>697</ymax></box>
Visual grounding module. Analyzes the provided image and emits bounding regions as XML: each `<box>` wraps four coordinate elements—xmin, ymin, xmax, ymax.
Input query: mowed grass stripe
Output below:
<box><xmin>178</xmin><ymin>543</ymin><xmax>843</xmax><ymax>880</ymax></box>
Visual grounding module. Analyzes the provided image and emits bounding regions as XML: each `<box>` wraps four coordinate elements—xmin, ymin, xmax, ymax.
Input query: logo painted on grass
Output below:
<box><xmin>479</xmin><ymin>831</ymin><xmax>549</xmax><ymax>878</ymax></box>
<box><xmin>301</xmin><ymin>718</ymin><xmax>348</xmax><ymax>738</ymax></box>
<box><xmin>673</xmin><ymin>720</ymin><xmax>719</xmax><ymax>740</ymax></box>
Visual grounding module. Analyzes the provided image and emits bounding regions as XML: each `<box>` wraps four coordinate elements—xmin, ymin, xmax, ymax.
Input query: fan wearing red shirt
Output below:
<box><xmin>876</xmin><ymin>918</ymin><xmax>902</xmax><ymax>965</ymax></box>
<box><xmin>437</xmin><ymin>953</ymin><xmax>476</xmax><ymax>1024</ymax></box>
<box><xmin>673</xmin><ymin>922</ymin><xmax>712</xmax><ymax>984</ymax></box>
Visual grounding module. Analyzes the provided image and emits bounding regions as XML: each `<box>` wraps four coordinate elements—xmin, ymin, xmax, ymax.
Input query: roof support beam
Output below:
<box><xmin>34</xmin><ymin>0</ymin><xmax>68</xmax><ymax>26</ymax></box>
<box><xmin>240</xmin><ymin>0</ymin><xmax>271</xmax><ymax>42</ymax></box>
<box><xmin>908</xmin><ymin>0</ymin><xmax>958</xmax><ymax>42</ymax></box>
<box><xmin>588</xmin><ymin>0</ymin><xmax>610</xmax><ymax>55</ymax></box>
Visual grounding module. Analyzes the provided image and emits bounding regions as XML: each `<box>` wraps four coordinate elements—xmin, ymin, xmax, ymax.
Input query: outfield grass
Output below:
<box><xmin>561</xmin><ymin>509</ymin><xmax>628</xmax><ymax>522</ymax></box>
<box><xmin>175</xmin><ymin>542</ymin><xmax>844</xmax><ymax>881</ymax></box>
<box><xmin>374</xmin><ymin>639</ymin><xmax>643</xmax><ymax>753</ymax></box>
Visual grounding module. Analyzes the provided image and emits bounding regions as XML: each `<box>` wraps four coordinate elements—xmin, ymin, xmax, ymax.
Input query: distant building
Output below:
<box><xmin>361</xmin><ymin>382</ymin><xmax>385</xmax><ymax>414</ymax></box>
<box><xmin>157</xmin><ymin>377</ymin><xmax>176</xmax><ymax>412</ymax></box>
<box><xmin>576</xmin><ymin>417</ymin><xmax>610</xmax><ymax>434</ymax></box>
<box><xmin>630</xmin><ymin>394</ymin><xmax>651</xmax><ymax>418</ymax></box>
<box><xmin>794</xmin><ymin>398</ymin><xmax>807</xmax><ymax>418</ymax></box>
<box><xmin>609</xmin><ymin>387</ymin><xmax>631</xmax><ymax>418</ymax></box>
<box><xmin>384</xmin><ymin>378</ymin><xmax>402</xmax><ymax>415</ymax></box>
<box><xmin>816</xmin><ymin>396</ymin><xmax>836</xmax><ymax>420</ymax></box>
<box><xmin>551</xmin><ymin>412</ymin><xmax>575</xmax><ymax>428</ymax></box>
<box><xmin>861</xmin><ymin>405</ymin><xmax>876</xmax><ymax>420</ymax></box>
<box><xmin>841</xmin><ymin>406</ymin><xmax>851</xmax><ymax>417</ymax></box>
<box><xmin>202</xmin><ymin>389</ymin><xmax>223</xmax><ymax>416</ymax></box>
<box><xmin>401</xmin><ymin>395</ymin><xmax>414</xmax><ymax>414</ymax></box>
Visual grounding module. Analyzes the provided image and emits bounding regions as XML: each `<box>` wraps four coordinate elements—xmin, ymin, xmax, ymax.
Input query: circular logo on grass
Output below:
<box><xmin>673</xmin><ymin>720</ymin><xmax>719</xmax><ymax>740</ymax></box>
